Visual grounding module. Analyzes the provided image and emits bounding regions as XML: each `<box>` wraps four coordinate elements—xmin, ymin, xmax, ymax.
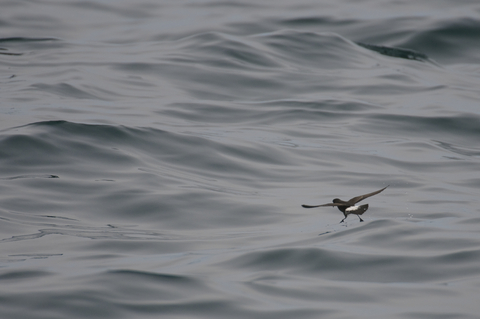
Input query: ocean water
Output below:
<box><xmin>1</xmin><ymin>0</ymin><xmax>480</xmax><ymax>318</ymax></box>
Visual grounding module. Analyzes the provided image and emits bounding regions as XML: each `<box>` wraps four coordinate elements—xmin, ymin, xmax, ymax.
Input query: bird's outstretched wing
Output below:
<box><xmin>348</xmin><ymin>185</ymin><xmax>389</xmax><ymax>204</ymax></box>
<box><xmin>301</xmin><ymin>203</ymin><xmax>345</xmax><ymax>209</ymax></box>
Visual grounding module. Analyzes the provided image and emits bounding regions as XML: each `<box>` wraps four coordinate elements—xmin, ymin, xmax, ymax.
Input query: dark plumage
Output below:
<box><xmin>302</xmin><ymin>186</ymin><xmax>389</xmax><ymax>223</ymax></box>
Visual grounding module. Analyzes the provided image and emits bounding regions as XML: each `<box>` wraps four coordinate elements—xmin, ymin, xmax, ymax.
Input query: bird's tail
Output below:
<box><xmin>355</xmin><ymin>204</ymin><xmax>369</xmax><ymax>215</ymax></box>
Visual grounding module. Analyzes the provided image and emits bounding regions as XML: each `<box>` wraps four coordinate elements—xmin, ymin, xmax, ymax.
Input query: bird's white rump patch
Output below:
<box><xmin>345</xmin><ymin>206</ymin><xmax>360</xmax><ymax>212</ymax></box>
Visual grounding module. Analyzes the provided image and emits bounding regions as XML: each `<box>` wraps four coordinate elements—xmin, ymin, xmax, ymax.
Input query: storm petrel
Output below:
<box><xmin>302</xmin><ymin>186</ymin><xmax>389</xmax><ymax>223</ymax></box>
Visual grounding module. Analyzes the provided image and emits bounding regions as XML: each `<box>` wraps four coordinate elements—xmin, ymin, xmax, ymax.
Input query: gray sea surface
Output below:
<box><xmin>1</xmin><ymin>1</ymin><xmax>480</xmax><ymax>318</ymax></box>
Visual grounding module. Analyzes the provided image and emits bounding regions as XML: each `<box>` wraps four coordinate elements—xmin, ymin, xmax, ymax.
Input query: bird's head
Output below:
<box><xmin>333</xmin><ymin>198</ymin><xmax>341</xmax><ymax>203</ymax></box>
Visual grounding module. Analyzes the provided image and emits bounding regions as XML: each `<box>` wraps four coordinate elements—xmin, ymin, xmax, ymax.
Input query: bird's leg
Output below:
<box><xmin>357</xmin><ymin>215</ymin><xmax>364</xmax><ymax>222</ymax></box>
<box><xmin>340</xmin><ymin>217</ymin><xmax>345</xmax><ymax>223</ymax></box>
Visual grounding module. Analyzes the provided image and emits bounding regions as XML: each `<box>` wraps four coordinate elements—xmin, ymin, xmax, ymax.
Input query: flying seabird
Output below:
<box><xmin>302</xmin><ymin>185</ymin><xmax>389</xmax><ymax>223</ymax></box>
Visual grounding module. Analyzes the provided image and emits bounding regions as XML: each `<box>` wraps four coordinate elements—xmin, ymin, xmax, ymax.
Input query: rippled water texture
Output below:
<box><xmin>1</xmin><ymin>1</ymin><xmax>480</xmax><ymax>318</ymax></box>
